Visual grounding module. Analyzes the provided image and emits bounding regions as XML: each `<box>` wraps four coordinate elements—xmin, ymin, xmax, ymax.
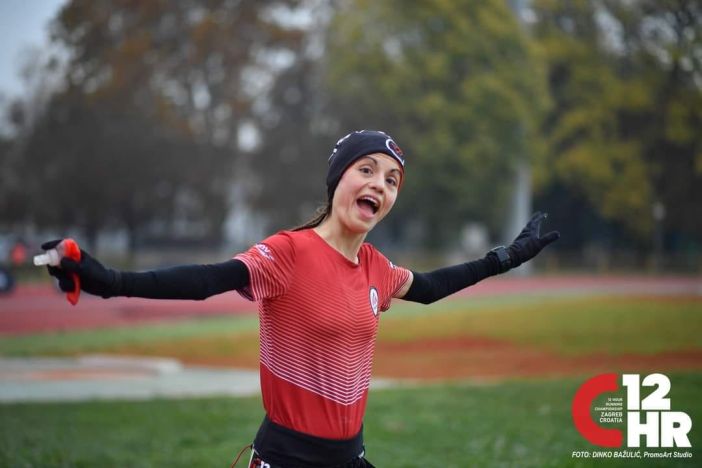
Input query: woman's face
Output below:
<box><xmin>331</xmin><ymin>153</ymin><xmax>403</xmax><ymax>234</ymax></box>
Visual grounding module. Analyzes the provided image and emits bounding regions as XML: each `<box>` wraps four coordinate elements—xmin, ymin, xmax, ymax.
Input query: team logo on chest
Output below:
<box><xmin>369</xmin><ymin>286</ymin><xmax>379</xmax><ymax>317</ymax></box>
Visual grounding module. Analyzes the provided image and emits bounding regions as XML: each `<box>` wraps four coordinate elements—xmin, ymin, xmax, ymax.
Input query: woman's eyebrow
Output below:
<box><xmin>362</xmin><ymin>155</ymin><xmax>400</xmax><ymax>175</ymax></box>
<box><xmin>362</xmin><ymin>156</ymin><xmax>379</xmax><ymax>166</ymax></box>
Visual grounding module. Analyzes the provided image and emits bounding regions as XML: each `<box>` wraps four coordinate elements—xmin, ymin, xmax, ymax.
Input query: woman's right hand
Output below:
<box><xmin>41</xmin><ymin>240</ymin><xmax>118</xmax><ymax>298</ymax></box>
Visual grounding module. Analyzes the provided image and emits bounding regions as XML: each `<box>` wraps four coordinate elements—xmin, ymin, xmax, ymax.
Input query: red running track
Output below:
<box><xmin>0</xmin><ymin>283</ymin><xmax>257</xmax><ymax>335</ymax></box>
<box><xmin>1</xmin><ymin>275</ymin><xmax>699</xmax><ymax>335</ymax></box>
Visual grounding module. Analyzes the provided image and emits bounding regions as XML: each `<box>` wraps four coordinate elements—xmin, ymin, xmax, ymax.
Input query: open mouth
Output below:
<box><xmin>356</xmin><ymin>195</ymin><xmax>380</xmax><ymax>216</ymax></box>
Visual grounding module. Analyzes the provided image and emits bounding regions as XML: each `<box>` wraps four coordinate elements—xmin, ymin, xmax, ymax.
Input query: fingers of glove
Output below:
<box><xmin>47</xmin><ymin>265</ymin><xmax>75</xmax><ymax>291</ymax></box>
<box><xmin>528</xmin><ymin>211</ymin><xmax>546</xmax><ymax>229</ymax></box>
<box><xmin>515</xmin><ymin>216</ymin><xmax>536</xmax><ymax>241</ymax></box>
<box><xmin>528</xmin><ymin>211</ymin><xmax>543</xmax><ymax>225</ymax></box>
<box><xmin>41</xmin><ymin>239</ymin><xmax>63</xmax><ymax>250</ymax></box>
<box><xmin>47</xmin><ymin>265</ymin><xmax>69</xmax><ymax>281</ymax></box>
<box><xmin>60</xmin><ymin>257</ymin><xmax>81</xmax><ymax>274</ymax></box>
<box><xmin>539</xmin><ymin>230</ymin><xmax>561</xmax><ymax>247</ymax></box>
<box><xmin>57</xmin><ymin>275</ymin><xmax>76</xmax><ymax>292</ymax></box>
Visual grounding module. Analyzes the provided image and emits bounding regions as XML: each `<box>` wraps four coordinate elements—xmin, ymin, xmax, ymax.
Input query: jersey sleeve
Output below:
<box><xmin>370</xmin><ymin>247</ymin><xmax>411</xmax><ymax>313</ymax></box>
<box><xmin>233</xmin><ymin>231</ymin><xmax>296</xmax><ymax>301</ymax></box>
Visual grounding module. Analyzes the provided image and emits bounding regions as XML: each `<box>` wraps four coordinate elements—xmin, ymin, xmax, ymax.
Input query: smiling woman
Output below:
<box><xmin>303</xmin><ymin>131</ymin><xmax>405</xmax><ymax>256</ymax></box>
<box><xmin>39</xmin><ymin>129</ymin><xmax>559</xmax><ymax>467</ymax></box>
<box><xmin>291</xmin><ymin>130</ymin><xmax>405</xmax><ymax>236</ymax></box>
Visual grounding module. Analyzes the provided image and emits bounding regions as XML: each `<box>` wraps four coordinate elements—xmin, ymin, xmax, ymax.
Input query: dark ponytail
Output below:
<box><xmin>292</xmin><ymin>200</ymin><xmax>332</xmax><ymax>231</ymax></box>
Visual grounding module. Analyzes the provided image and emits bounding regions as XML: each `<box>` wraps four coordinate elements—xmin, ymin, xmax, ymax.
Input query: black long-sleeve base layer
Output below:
<box><xmin>113</xmin><ymin>259</ymin><xmax>250</xmax><ymax>300</ymax></box>
<box><xmin>109</xmin><ymin>254</ymin><xmax>501</xmax><ymax>304</ymax></box>
<box><xmin>402</xmin><ymin>254</ymin><xmax>502</xmax><ymax>304</ymax></box>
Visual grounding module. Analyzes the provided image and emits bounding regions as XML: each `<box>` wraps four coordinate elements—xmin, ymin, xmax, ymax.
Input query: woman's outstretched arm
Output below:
<box><xmin>397</xmin><ymin>212</ymin><xmax>559</xmax><ymax>304</ymax></box>
<box><xmin>397</xmin><ymin>255</ymin><xmax>501</xmax><ymax>304</ymax></box>
<box><xmin>41</xmin><ymin>240</ymin><xmax>249</xmax><ymax>300</ymax></box>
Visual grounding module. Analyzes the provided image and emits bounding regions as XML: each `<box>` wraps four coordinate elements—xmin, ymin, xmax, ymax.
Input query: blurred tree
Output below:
<box><xmin>245</xmin><ymin>3</ymin><xmax>340</xmax><ymax>232</ymax></box>
<box><xmin>0</xmin><ymin>47</ymin><xmax>63</xmax><ymax>233</ymax></box>
<box><xmin>19</xmin><ymin>89</ymin><xmax>213</xmax><ymax>251</ymax></box>
<box><xmin>248</xmin><ymin>55</ymin><xmax>332</xmax><ymax>231</ymax></box>
<box><xmin>608</xmin><ymin>0</ymin><xmax>702</xmax><ymax>244</ymax></box>
<box><xmin>532</xmin><ymin>0</ymin><xmax>702</xmax><ymax>245</ymax></box>
<box><xmin>52</xmin><ymin>0</ymin><xmax>304</xmax><ymax>147</ymax></box>
<box><xmin>323</xmin><ymin>0</ymin><xmax>549</xmax><ymax>247</ymax></box>
<box><xmin>0</xmin><ymin>101</ymin><xmax>27</xmax><ymax>229</ymax></box>
<box><xmin>0</xmin><ymin>132</ymin><xmax>24</xmax><ymax>228</ymax></box>
<box><xmin>531</xmin><ymin>0</ymin><xmax>654</xmax><ymax>238</ymax></box>
<box><xmin>10</xmin><ymin>0</ymin><xmax>305</xmax><ymax>251</ymax></box>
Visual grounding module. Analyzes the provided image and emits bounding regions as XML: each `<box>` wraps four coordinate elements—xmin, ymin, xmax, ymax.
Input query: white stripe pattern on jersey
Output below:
<box><xmin>235</xmin><ymin>239</ymin><xmax>409</xmax><ymax>407</ymax></box>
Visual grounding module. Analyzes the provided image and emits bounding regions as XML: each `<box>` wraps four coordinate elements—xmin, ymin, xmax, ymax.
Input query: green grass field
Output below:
<box><xmin>1</xmin><ymin>375</ymin><xmax>700</xmax><ymax>467</ymax></box>
<box><xmin>2</xmin><ymin>294</ymin><xmax>701</xmax><ymax>466</ymax></box>
<box><xmin>378</xmin><ymin>295</ymin><xmax>702</xmax><ymax>355</ymax></box>
<box><xmin>2</xmin><ymin>295</ymin><xmax>700</xmax><ymax>359</ymax></box>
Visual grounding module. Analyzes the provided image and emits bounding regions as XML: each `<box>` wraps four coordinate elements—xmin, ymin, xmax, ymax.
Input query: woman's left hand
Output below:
<box><xmin>41</xmin><ymin>240</ymin><xmax>118</xmax><ymax>298</ymax></box>
<box><xmin>507</xmin><ymin>212</ymin><xmax>560</xmax><ymax>268</ymax></box>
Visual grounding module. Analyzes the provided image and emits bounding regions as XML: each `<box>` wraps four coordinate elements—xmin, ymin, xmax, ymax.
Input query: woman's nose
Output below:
<box><xmin>368</xmin><ymin>175</ymin><xmax>384</xmax><ymax>193</ymax></box>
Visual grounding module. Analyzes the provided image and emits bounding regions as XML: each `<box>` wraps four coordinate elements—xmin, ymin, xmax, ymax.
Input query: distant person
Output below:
<box><xmin>40</xmin><ymin>130</ymin><xmax>559</xmax><ymax>467</ymax></box>
<box><xmin>10</xmin><ymin>240</ymin><xmax>28</xmax><ymax>266</ymax></box>
<box><xmin>0</xmin><ymin>266</ymin><xmax>14</xmax><ymax>294</ymax></box>
<box><xmin>0</xmin><ymin>237</ymin><xmax>24</xmax><ymax>294</ymax></box>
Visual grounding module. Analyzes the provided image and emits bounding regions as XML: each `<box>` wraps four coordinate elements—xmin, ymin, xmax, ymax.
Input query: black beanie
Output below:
<box><xmin>326</xmin><ymin>130</ymin><xmax>405</xmax><ymax>200</ymax></box>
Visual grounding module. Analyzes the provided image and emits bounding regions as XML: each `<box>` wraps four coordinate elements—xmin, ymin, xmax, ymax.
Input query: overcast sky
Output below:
<box><xmin>0</xmin><ymin>0</ymin><xmax>66</xmax><ymax>98</ymax></box>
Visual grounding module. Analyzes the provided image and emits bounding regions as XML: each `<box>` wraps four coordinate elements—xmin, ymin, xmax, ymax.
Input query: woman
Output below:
<box><xmin>42</xmin><ymin>130</ymin><xmax>559</xmax><ymax>468</ymax></box>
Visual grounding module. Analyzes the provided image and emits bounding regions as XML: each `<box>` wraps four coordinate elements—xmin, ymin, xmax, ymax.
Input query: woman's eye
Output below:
<box><xmin>386</xmin><ymin>178</ymin><xmax>397</xmax><ymax>186</ymax></box>
<box><xmin>360</xmin><ymin>167</ymin><xmax>372</xmax><ymax>174</ymax></box>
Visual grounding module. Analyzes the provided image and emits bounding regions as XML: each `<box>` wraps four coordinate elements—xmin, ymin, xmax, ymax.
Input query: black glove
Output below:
<box><xmin>41</xmin><ymin>240</ymin><xmax>119</xmax><ymax>298</ymax></box>
<box><xmin>506</xmin><ymin>212</ymin><xmax>560</xmax><ymax>269</ymax></box>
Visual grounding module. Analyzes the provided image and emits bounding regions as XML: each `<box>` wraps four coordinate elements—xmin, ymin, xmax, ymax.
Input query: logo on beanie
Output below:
<box><xmin>328</xmin><ymin>131</ymin><xmax>359</xmax><ymax>162</ymax></box>
<box><xmin>386</xmin><ymin>139</ymin><xmax>405</xmax><ymax>166</ymax></box>
<box><xmin>328</xmin><ymin>130</ymin><xmax>405</xmax><ymax>168</ymax></box>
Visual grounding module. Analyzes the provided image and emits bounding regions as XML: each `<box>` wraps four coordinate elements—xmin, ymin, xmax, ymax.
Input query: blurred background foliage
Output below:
<box><xmin>0</xmin><ymin>0</ymin><xmax>700</xmax><ymax>271</ymax></box>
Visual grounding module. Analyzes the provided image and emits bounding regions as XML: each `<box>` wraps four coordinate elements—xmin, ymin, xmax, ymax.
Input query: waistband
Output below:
<box><xmin>253</xmin><ymin>416</ymin><xmax>364</xmax><ymax>467</ymax></box>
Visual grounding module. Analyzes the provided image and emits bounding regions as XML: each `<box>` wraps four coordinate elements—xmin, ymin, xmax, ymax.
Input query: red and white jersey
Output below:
<box><xmin>235</xmin><ymin>229</ymin><xmax>410</xmax><ymax>439</ymax></box>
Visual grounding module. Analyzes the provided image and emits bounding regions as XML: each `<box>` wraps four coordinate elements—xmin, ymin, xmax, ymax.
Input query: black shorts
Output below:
<box><xmin>248</xmin><ymin>449</ymin><xmax>375</xmax><ymax>468</ymax></box>
<box><xmin>248</xmin><ymin>416</ymin><xmax>375</xmax><ymax>468</ymax></box>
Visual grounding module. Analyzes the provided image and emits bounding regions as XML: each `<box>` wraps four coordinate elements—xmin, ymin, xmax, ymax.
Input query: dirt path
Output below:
<box><xmin>373</xmin><ymin>336</ymin><xmax>702</xmax><ymax>380</ymax></box>
<box><xmin>125</xmin><ymin>334</ymin><xmax>702</xmax><ymax>381</ymax></box>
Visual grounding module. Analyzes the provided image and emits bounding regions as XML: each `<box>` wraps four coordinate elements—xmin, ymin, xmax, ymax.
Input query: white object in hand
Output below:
<box><xmin>33</xmin><ymin>249</ymin><xmax>61</xmax><ymax>266</ymax></box>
